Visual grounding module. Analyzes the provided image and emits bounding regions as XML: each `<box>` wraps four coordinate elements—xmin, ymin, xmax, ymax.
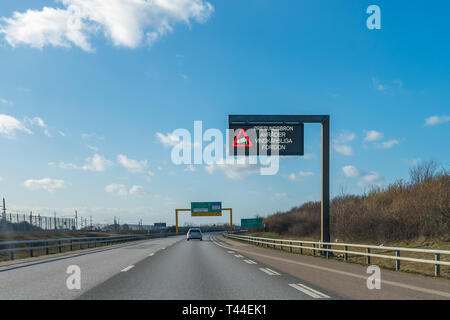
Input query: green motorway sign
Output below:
<box><xmin>241</xmin><ymin>218</ymin><xmax>263</xmax><ymax>229</ymax></box>
<box><xmin>191</xmin><ymin>202</ymin><xmax>222</xmax><ymax>216</ymax></box>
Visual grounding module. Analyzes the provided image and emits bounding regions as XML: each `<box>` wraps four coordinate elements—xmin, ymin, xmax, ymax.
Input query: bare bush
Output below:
<box><xmin>264</xmin><ymin>164</ymin><xmax>449</xmax><ymax>243</ymax></box>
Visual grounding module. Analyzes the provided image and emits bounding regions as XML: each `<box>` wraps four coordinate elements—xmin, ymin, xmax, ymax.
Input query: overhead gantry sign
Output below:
<box><xmin>228</xmin><ymin>115</ymin><xmax>330</xmax><ymax>244</ymax></box>
<box><xmin>175</xmin><ymin>202</ymin><xmax>233</xmax><ymax>234</ymax></box>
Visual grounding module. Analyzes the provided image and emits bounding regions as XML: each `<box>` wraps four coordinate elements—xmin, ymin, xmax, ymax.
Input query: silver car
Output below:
<box><xmin>187</xmin><ymin>228</ymin><xmax>202</xmax><ymax>241</ymax></box>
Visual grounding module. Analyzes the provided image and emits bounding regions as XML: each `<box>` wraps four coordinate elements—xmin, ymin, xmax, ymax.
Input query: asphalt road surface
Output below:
<box><xmin>80</xmin><ymin>233</ymin><xmax>337</xmax><ymax>299</ymax></box>
<box><xmin>0</xmin><ymin>232</ymin><xmax>448</xmax><ymax>300</ymax></box>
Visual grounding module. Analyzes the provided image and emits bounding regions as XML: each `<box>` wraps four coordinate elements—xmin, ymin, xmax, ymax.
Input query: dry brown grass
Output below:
<box><xmin>246</xmin><ymin>232</ymin><xmax>450</xmax><ymax>278</ymax></box>
<box><xmin>263</xmin><ymin>161</ymin><xmax>449</xmax><ymax>244</ymax></box>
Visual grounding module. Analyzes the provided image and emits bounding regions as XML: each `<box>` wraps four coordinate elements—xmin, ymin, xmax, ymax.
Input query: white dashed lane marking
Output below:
<box><xmin>227</xmin><ymin>251</ymin><xmax>235</xmax><ymax>254</ymax></box>
<box><xmin>289</xmin><ymin>283</ymin><xmax>330</xmax><ymax>298</ymax></box>
<box><xmin>234</xmin><ymin>254</ymin><xmax>243</xmax><ymax>258</ymax></box>
<box><xmin>121</xmin><ymin>265</ymin><xmax>135</xmax><ymax>272</ymax></box>
<box><xmin>148</xmin><ymin>253</ymin><xmax>154</xmax><ymax>256</ymax></box>
<box><xmin>244</xmin><ymin>259</ymin><xmax>257</xmax><ymax>264</ymax></box>
<box><xmin>259</xmin><ymin>267</ymin><xmax>280</xmax><ymax>276</ymax></box>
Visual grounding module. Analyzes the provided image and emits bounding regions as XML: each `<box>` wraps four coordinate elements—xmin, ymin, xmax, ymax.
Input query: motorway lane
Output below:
<box><xmin>0</xmin><ymin>236</ymin><xmax>183</xmax><ymax>299</ymax></box>
<box><xmin>79</xmin><ymin>233</ymin><xmax>338</xmax><ymax>299</ymax></box>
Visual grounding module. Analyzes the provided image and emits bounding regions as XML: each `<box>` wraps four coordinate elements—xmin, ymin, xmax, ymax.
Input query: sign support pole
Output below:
<box><xmin>229</xmin><ymin>114</ymin><xmax>331</xmax><ymax>246</ymax></box>
<box><xmin>321</xmin><ymin>117</ymin><xmax>330</xmax><ymax>245</ymax></box>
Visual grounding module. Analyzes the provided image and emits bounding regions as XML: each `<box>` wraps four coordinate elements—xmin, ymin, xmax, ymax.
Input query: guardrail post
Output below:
<box><xmin>46</xmin><ymin>242</ymin><xmax>49</xmax><ymax>255</ymax></box>
<box><xmin>94</xmin><ymin>240</ymin><xmax>97</xmax><ymax>248</ymax></box>
<box><xmin>10</xmin><ymin>249</ymin><xmax>14</xmax><ymax>261</ymax></box>
<box><xmin>344</xmin><ymin>246</ymin><xmax>348</xmax><ymax>261</ymax></box>
<box><xmin>299</xmin><ymin>242</ymin><xmax>302</xmax><ymax>255</ymax></box>
<box><xmin>70</xmin><ymin>240</ymin><xmax>73</xmax><ymax>251</ymax></box>
<box><xmin>435</xmin><ymin>254</ymin><xmax>440</xmax><ymax>277</ymax></box>
<box><xmin>58</xmin><ymin>241</ymin><xmax>62</xmax><ymax>253</ymax></box>
<box><xmin>326</xmin><ymin>245</ymin><xmax>330</xmax><ymax>259</ymax></box>
<box><xmin>87</xmin><ymin>240</ymin><xmax>90</xmax><ymax>248</ymax></box>
<box><xmin>313</xmin><ymin>243</ymin><xmax>316</xmax><ymax>256</ymax></box>
<box><xmin>366</xmin><ymin>248</ymin><xmax>370</xmax><ymax>264</ymax></box>
<box><xmin>30</xmin><ymin>243</ymin><xmax>33</xmax><ymax>257</ymax></box>
<box><xmin>289</xmin><ymin>241</ymin><xmax>292</xmax><ymax>253</ymax></box>
<box><xmin>395</xmin><ymin>250</ymin><xmax>400</xmax><ymax>271</ymax></box>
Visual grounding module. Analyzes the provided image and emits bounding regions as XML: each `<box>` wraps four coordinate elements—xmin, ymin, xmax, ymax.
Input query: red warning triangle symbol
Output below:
<box><xmin>233</xmin><ymin>129</ymin><xmax>253</xmax><ymax>147</ymax></box>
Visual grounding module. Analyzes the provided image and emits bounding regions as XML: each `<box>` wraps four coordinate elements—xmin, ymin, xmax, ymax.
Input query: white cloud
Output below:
<box><xmin>342</xmin><ymin>165</ymin><xmax>385</xmax><ymax>188</ymax></box>
<box><xmin>372</xmin><ymin>77</ymin><xmax>388</xmax><ymax>92</ymax></box>
<box><xmin>333</xmin><ymin>144</ymin><xmax>354</xmax><ymax>156</ymax></box>
<box><xmin>184</xmin><ymin>165</ymin><xmax>196</xmax><ymax>172</ymax></box>
<box><xmin>404</xmin><ymin>158</ymin><xmax>421</xmax><ymax>166</ymax></box>
<box><xmin>25</xmin><ymin>116</ymin><xmax>52</xmax><ymax>137</ymax></box>
<box><xmin>129</xmin><ymin>185</ymin><xmax>146</xmax><ymax>196</ymax></box>
<box><xmin>24</xmin><ymin>178</ymin><xmax>65</xmax><ymax>192</ymax></box>
<box><xmin>393</xmin><ymin>79</ymin><xmax>403</xmax><ymax>89</ymax></box>
<box><xmin>58</xmin><ymin>154</ymin><xmax>113</xmax><ymax>172</ymax></box>
<box><xmin>334</xmin><ymin>131</ymin><xmax>356</xmax><ymax>144</ymax></box>
<box><xmin>117</xmin><ymin>154</ymin><xmax>148</xmax><ymax>173</ymax></box>
<box><xmin>0</xmin><ymin>97</ymin><xmax>13</xmax><ymax>105</ymax></box>
<box><xmin>82</xmin><ymin>154</ymin><xmax>113</xmax><ymax>171</ymax></box>
<box><xmin>0</xmin><ymin>114</ymin><xmax>32</xmax><ymax>137</ymax></box>
<box><xmin>342</xmin><ymin>165</ymin><xmax>360</xmax><ymax>177</ymax></box>
<box><xmin>81</xmin><ymin>132</ymin><xmax>103</xmax><ymax>140</ymax></box>
<box><xmin>287</xmin><ymin>171</ymin><xmax>313</xmax><ymax>181</ymax></box>
<box><xmin>424</xmin><ymin>115</ymin><xmax>450</xmax><ymax>127</ymax></box>
<box><xmin>333</xmin><ymin>131</ymin><xmax>355</xmax><ymax>156</ymax></box>
<box><xmin>363</xmin><ymin>130</ymin><xmax>383</xmax><ymax>142</ymax></box>
<box><xmin>205</xmin><ymin>160</ymin><xmax>260</xmax><ymax>180</ymax></box>
<box><xmin>87</xmin><ymin>145</ymin><xmax>98</xmax><ymax>151</ymax></box>
<box><xmin>26</xmin><ymin>116</ymin><xmax>46</xmax><ymax>128</ymax></box>
<box><xmin>145</xmin><ymin>170</ymin><xmax>155</xmax><ymax>181</ymax></box>
<box><xmin>0</xmin><ymin>0</ymin><xmax>214</xmax><ymax>51</ymax></box>
<box><xmin>156</xmin><ymin>132</ymin><xmax>181</xmax><ymax>147</ymax></box>
<box><xmin>272</xmin><ymin>192</ymin><xmax>287</xmax><ymax>200</ymax></box>
<box><xmin>58</xmin><ymin>130</ymin><xmax>66</xmax><ymax>137</ymax></box>
<box><xmin>378</xmin><ymin>139</ymin><xmax>399</xmax><ymax>149</ymax></box>
<box><xmin>357</xmin><ymin>172</ymin><xmax>385</xmax><ymax>188</ymax></box>
<box><xmin>105</xmin><ymin>183</ymin><xmax>146</xmax><ymax>197</ymax></box>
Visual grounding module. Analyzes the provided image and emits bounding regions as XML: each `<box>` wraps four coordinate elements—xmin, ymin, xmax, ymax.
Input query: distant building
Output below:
<box><xmin>154</xmin><ymin>222</ymin><xmax>166</xmax><ymax>230</ymax></box>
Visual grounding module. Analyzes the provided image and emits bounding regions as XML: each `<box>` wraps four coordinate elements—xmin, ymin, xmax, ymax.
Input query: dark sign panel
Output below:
<box><xmin>228</xmin><ymin>115</ymin><xmax>304</xmax><ymax>156</ymax></box>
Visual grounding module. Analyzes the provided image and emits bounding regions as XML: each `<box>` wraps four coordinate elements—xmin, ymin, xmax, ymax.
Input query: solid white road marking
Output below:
<box><xmin>148</xmin><ymin>253</ymin><xmax>154</xmax><ymax>256</ymax></box>
<box><xmin>259</xmin><ymin>267</ymin><xmax>280</xmax><ymax>276</ymax></box>
<box><xmin>227</xmin><ymin>251</ymin><xmax>235</xmax><ymax>254</ymax></box>
<box><xmin>121</xmin><ymin>265</ymin><xmax>135</xmax><ymax>272</ymax></box>
<box><xmin>289</xmin><ymin>283</ymin><xmax>330</xmax><ymax>298</ymax></box>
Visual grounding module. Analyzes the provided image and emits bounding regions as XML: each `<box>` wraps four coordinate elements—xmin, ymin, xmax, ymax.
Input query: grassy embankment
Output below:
<box><xmin>243</xmin><ymin>161</ymin><xmax>450</xmax><ymax>278</ymax></box>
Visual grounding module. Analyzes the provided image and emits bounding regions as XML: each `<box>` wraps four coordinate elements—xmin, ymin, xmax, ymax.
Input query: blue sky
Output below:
<box><xmin>0</xmin><ymin>0</ymin><xmax>449</xmax><ymax>226</ymax></box>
